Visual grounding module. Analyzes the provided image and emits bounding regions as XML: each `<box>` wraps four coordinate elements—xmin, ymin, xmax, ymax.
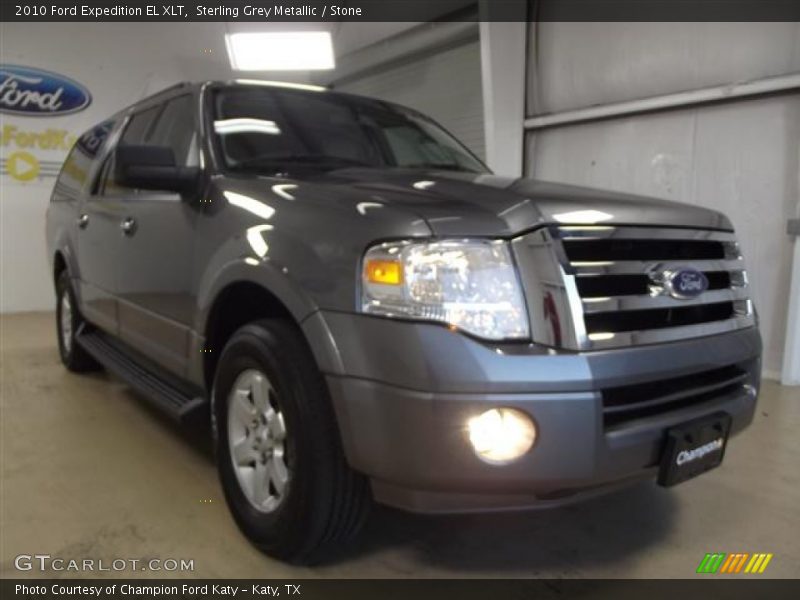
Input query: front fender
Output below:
<box><xmin>191</xmin><ymin>251</ymin><xmax>345</xmax><ymax>388</ymax></box>
<box><xmin>195</xmin><ymin>257</ymin><xmax>318</xmax><ymax>335</ymax></box>
<box><xmin>191</xmin><ymin>176</ymin><xmax>435</xmax><ymax>386</ymax></box>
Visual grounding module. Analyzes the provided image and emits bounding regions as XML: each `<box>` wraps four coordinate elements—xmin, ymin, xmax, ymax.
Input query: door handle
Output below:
<box><xmin>77</xmin><ymin>214</ymin><xmax>89</xmax><ymax>229</ymax></box>
<box><xmin>120</xmin><ymin>217</ymin><xmax>137</xmax><ymax>236</ymax></box>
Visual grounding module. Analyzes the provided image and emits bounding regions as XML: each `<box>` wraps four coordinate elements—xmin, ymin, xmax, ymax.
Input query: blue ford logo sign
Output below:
<box><xmin>664</xmin><ymin>267</ymin><xmax>709</xmax><ymax>300</ymax></box>
<box><xmin>0</xmin><ymin>65</ymin><xmax>91</xmax><ymax>116</ymax></box>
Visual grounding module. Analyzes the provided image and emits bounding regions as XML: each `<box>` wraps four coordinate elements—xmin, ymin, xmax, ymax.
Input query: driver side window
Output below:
<box><xmin>96</xmin><ymin>95</ymin><xmax>198</xmax><ymax>196</ymax></box>
<box><xmin>148</xmin><ymin>95</ymin><xmax>198</xmax><ymax>168</ymax></box>
<box><xmin>96</xmin><ymin>105</ymin><xmax>160</xmax><ymax>196</ymax></box>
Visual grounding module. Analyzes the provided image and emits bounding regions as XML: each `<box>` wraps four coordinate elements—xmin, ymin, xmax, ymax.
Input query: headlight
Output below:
<box><xmin>361</xmin><ymin>239</ymin><xmax>529</xmax><ymax>340</ymax></box>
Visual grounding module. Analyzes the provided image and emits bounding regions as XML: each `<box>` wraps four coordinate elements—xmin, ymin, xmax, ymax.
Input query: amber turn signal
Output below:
<box><xmin>365</xmin><ymin>259</ymin><xmax>403</xmax><ymax>285</ymax></box>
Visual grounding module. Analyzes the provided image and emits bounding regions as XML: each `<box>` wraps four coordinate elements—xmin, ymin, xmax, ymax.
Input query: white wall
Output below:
<box><xmin>525</xmin><ymin>22</ymin><xmax>800</xmax><ymax>378</ymax></box>
<box><xmin>785</xmin><ymin>235</ymin><xmax>800</xmax><ymax>384</ymax></box>
<box><xmin>336</xmin><ymin>40</ymin><xmax>486</xmax><ymax>160</ymax></box>
<box><xmin>528</xmin><ymin>22</ymin><xmax>800</xmax><ymax>115</ymax></box>
<box><xmin>0</xmin><ymin>23</ymin><xmax>238</xmax><ymax>313</ymax></box>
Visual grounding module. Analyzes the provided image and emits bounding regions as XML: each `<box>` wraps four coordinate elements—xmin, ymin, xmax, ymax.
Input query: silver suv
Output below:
<box><xmin>46</xmin><ymin>80</ymin><xmax>761</xmax><ymax>563</ymax></box>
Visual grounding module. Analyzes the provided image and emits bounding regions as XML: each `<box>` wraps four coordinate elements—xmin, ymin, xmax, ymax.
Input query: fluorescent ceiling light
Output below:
<box><xmin>225</xmin><ymin>32</ymin><xmax>335</xmax><ymax>71</ymax></box>
<box><xmin>246</xmin><ymin>225</ymin><xmax>273</xmax><ymax>258</ymax></box>
<box><xmin>588</xmin><ymin>332</ymin><xmax>616</xmax><ymax>341</ymax></box>
<box><xmin>271</xmin><ymin>184</ymin><xmax>298</xmax><ymax>200</ymax></box>
<box><xmin>356</xmin><ymin>202</ymin><xmax>384</xmax><ymax>215</ymax></box>
<box><xmin>214</xmin><ymin>118</ymin><xmax>281</xmax><ymax>135</ymax></box>
<box><xmin>413</xmin><ymin>180</ymin><xmax>436</xmax><ymax>190</ymax></box>
<box><xmin>553</xmin><ymin>209</ymin><xmax>614</xmax><ymax>224</ymax></box>
<box><xmin>224</xmin><ymin>191</ymin><xmax>275</xmax><ymax>220</ymax></box>
<box><xmin>234</xmin><ymin>79</ymin><xmax>327</xmax><ymax>92</ymax></box>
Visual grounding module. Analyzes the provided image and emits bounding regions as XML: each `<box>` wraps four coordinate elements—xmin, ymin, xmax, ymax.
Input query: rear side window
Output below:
<box><xmin>55</xmin><ymin>120</ymin><xmax>115</xmax><ymax>196</ymax></box>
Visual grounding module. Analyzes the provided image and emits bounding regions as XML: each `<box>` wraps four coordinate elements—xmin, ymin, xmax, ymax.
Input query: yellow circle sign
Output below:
<box><xmin>6</xmin><ymin>151</ymin><xmax>40</xmax><ymax>182</ymax></box>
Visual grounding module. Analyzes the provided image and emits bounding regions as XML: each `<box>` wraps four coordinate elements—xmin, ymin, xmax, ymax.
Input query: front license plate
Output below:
<box><xmin>657</xmin><ymin>412</ymin><xmax>732</xmax><ymax>487</ymax></box>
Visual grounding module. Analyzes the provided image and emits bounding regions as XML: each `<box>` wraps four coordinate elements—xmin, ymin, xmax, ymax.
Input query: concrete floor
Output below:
<box><xmin>1</xmin><ymin>311</ymin><xmax>798</xmax><ymax>579</ymax></box>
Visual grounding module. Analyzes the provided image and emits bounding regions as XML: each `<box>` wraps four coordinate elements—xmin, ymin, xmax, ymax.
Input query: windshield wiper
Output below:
<box><xmin>402</xmin><ymin>163</ymin><xmax>480</xmax><ymax>173</ymax></box>
<box><xmin>232</xmin><ymin>154</ymin><xmax>371</xmax><ymax>170</ymax></box>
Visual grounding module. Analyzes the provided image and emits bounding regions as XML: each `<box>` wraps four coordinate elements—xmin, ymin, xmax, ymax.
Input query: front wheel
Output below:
<box><xmin>55</xmin><ymin>271</ymin><xmax>101</xmax><ymax>372</ymax></box>
<box><xmin>214</xmin><ymin>319</ymin><xmax>370</xmax><ymax>564</ymax></box>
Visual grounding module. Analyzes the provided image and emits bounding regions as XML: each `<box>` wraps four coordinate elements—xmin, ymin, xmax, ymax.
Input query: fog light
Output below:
<box><xmin>467</xmin><ymin>408</ymin><xmax>536</xmax><ymax>464</ymax></box>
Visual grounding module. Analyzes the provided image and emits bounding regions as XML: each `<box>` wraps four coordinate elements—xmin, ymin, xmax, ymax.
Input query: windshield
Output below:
<box><xmin>212</xmin><ymin>86</ymin><xmax>488</xmax><ymax>174</ymax></box>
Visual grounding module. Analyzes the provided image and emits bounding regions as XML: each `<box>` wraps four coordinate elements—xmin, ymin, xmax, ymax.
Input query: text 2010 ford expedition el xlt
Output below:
<box><xmin>46</xmin><ymin>80</ymin><xmax>761</xmax><ymax>563</ymax></box>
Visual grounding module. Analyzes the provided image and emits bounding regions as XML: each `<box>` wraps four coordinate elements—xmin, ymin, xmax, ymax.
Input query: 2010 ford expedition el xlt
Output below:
<box><xmin>46</xmin><ymin>80</ymin><xmax>761</xmax><ymax>564</ymax></box>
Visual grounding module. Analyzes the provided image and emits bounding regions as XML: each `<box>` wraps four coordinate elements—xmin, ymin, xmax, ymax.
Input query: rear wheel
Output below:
<box><xmin>214</xmin><ymin>319</ymin><xmax>370</xmax><ymax>564</ymax></box>
<box><xmin>55</xmin><ymin>271</ymin><xmax>100</xmax><ymax>372</ymax></box>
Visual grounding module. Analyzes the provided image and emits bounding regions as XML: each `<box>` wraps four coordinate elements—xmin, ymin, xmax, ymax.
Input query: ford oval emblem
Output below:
<box><xmin>665</xmin><ymin>267</ymin><xmax>709</xmax><ymax>300</ymax></box>
<box><xmin>0</xmin><ymin>65</ymin><xmax>92</xmax><ymax>116</ymax></box>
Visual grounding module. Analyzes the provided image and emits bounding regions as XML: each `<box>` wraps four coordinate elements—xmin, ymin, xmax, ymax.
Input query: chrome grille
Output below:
<box><xmin>511</xmin><ymin>225</ymin><xmax>755</xmax><ymax>350</ymax></box>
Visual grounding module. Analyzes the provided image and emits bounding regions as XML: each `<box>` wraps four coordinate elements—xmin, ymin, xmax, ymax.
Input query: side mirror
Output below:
<box><xmin>115</xmin><ymin>145</ymin><xmax>199</xmax><ymax>194</ymax></box>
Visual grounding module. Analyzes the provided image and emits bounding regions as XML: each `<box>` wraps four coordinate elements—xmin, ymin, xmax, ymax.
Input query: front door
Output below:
<box><xmin>95</xmin><ymin>95</ymin><xmax>201</xmax><ymax>377</ymax></box>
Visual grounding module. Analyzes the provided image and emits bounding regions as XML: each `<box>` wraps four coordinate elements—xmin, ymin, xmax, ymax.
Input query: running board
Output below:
<box><xmin>77</xmin><ymin>329</ymin><xmax>207</xmax><ymax>423</ymax></box>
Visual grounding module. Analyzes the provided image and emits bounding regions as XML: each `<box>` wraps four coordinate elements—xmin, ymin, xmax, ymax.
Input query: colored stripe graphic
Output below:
<box><xmin>746</xmin><ymin>554</ymin><xmax>762</xmax><ymax>573</ymax></box>
<box><xmin>720</xmin><ymin>554</ymin><xmax>736</xmax><ymax>573</ymax></box>
<box><xmin>697</xmin><ymin>552</ymin><xmax>774</xmax><ymax>575</ymax></box>
<box><xmin>697</xmin><ymin>553</ymin><xmax>726</xmax><ymax>574</ymax></box>
<box><xmin>734</xmin><ymin>553</ymin><xmax>749</xmax><ymax>573</ymax></box>
<box><xmin>720</xmin><ymin>553</ymin><xmax>749</xmax><ymax>573</ymax></box>
<box><xmin>759</xmin><ymin>554</ymin><xmax>774</xmax><ymax>573</ymax></box>
<box><xmin>744</xmin><ymin>553</ymin><xmax>774</xmax><ymax>574</ymax></box>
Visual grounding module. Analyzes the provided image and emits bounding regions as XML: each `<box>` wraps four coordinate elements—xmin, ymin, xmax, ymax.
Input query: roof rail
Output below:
<box><xmin>145</xmin><ymin>81</ymin><xmax>193</xmax><ymax>99</ymax></box>
<box><xmin>229</xmin><ymin>79</ymin><xmax>328</xmax><ymax>92</ymax></box>
<box><xmin>115</xmin><ymin>82</ymin><xmax>193</xmax><ymax>115</ymax></box>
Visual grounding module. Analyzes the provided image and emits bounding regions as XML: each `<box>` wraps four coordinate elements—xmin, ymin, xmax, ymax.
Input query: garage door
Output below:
<box><xmin>335</xmin><ymin>41</ymin><xmax>486</xmax><ymax>161</ymax></box>
<box><xmin>525</xmin><ymin>22</ymin><xmax>800</xmax><ymax>378</ymax></box>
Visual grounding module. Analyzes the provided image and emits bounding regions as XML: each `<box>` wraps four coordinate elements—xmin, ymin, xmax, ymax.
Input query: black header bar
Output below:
<box><xmin>1</xmin><ymin>0</ymin><xmax>799</xmax><ymax>22</ymax></box>
<box><xmin>2</xmin><ymin>579</ymin><xmax>800</xmax><ymax>600</ymax></box>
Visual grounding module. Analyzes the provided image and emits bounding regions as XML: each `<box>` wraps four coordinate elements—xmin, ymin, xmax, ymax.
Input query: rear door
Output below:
<box><xmin>72</xmin><ymin>118</ymin><xmax>128</xmax><ymax>334</ymax></box>
<box><xmin>110</xmin><ymin>94</ymin><xmax>202</xmax><ymax>376</ymax></box>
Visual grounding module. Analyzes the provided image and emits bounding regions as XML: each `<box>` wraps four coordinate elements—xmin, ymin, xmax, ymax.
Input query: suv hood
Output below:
<box><xmin>310</xmin><ymin>168</ymin><xmax>733</xmax><ymax>236</ymax></box>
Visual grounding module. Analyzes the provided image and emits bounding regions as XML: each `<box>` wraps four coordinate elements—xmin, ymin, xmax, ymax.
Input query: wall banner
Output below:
<box><xmin>0</xmin><ymin>64</ymin><xmax>91</xmax><ymax>183</ymax></box>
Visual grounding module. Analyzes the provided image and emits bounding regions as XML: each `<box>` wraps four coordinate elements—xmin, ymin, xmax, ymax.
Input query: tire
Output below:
<box><xmin>214</xmin><ymin>319</ymin><xmax>370</xmax><ymax>564</ymax></box>
<box><xmin>55</xmin><ymin>271</ymin><xmax>101</xmax><ymax>372</ymax></box>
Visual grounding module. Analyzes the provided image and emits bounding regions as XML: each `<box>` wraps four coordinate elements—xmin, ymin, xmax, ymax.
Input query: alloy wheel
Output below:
<box><xmin>227</xmin><ymin>369</ymin><xmax>290</xmax><ymax>513</ymax></box>
<box><xmin>60</xmin><ymin>292</ymin><xmax>73</xmax><ymax>354</ymax></box>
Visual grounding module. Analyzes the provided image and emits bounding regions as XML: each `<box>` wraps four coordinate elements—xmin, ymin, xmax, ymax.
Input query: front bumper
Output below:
<box><xmin>304</xmin><ymin>312</ymin><xmax>761</xmax><ymax>513</ymax></box>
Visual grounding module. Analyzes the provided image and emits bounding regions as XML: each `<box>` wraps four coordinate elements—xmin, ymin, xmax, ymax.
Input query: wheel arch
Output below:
<box><xmin>53</xmin><ymin>250</ymin><xmax>68</xmax><ymax>283</ymax></box>
<box><xmin>201</xmin><ymin>280</ymin><xmax>296</xmax><ymax>391</ymax></box>
<box><xmin>51</xmin><ymin>244</ymin><xmax>83</xmax><ymax>311</ymax></box>
<box><xmin>197</xmin><ymin>262</ymin><xmax>343</xmax><ymax>393</ymax></box>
